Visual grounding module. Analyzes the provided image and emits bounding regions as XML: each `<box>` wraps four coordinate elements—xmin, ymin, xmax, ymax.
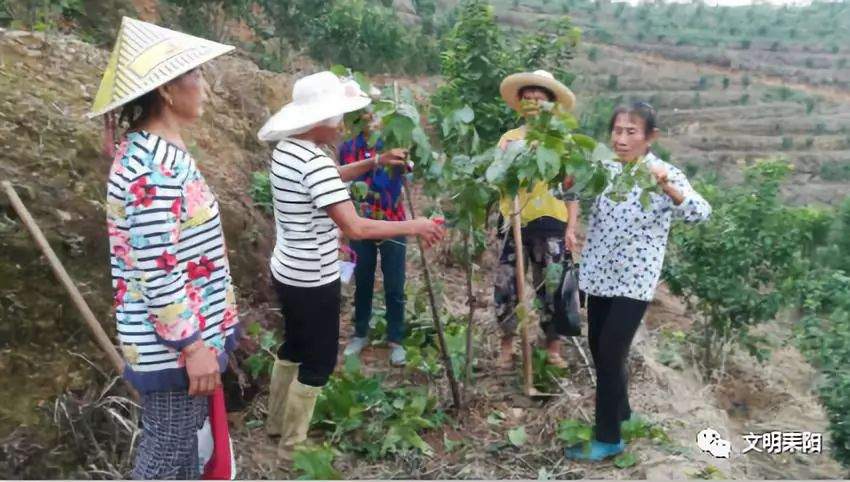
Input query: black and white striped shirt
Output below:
<box><xmin>270</xmin><ymin>139</ymin><xmax>351</xmax><ymax>287</ymax></box>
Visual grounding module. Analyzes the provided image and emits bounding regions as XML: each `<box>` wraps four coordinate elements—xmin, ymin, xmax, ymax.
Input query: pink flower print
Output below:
<box><xmin>159</xmin><ymin>164</ymin><xmax>175</xmax><ymax>178</ymax></box>
<box><xmin>112</xmin><ymin>140</ymin><xmax>129</xmax><ymax>175</ymax></box>
<box><xmin>114</xmin><ymin>279</ymin><xmax>127</xmax><ymax>307</ymax></box>
<box><xmin>112</xmin><ymin>244</ymin><xmax>133</xmax><ymax>268</ymax></box>
<box><xmin>185</xmin><ymin>284</ymin><xmax>204</xmax><ymax>314</ymax></box>
<box><xmin>155</xmin><ymin>251</ymin><xmax>178</xmax><ymax>272</ymax></box>
<box><xmin>222</xmin><ymin>306</ymin><xmax>237</xmax><ymax>330</ymax></box>
<box><xmin>184</xmin><ymin>180</ymin><xmax>209</xmax><ymax>215</ymax></box>
<box><xmin>130</xmin><ymin>178</ymin><xmax>157</xmax><ymax>207</ymax></box>
<box><xmin>170</xmin><ymin>198</ymin><xmax>182</xmax><ymax>218</ymax></box>
<box><xmin>187</xmin><ymin>256</ymin><xmax>215</xmax><ymax>280</ymax></box>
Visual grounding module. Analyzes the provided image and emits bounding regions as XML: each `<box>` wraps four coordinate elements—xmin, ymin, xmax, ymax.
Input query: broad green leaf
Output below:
<box><xmin>444</xmin><ymin>434</ymin><xmax>463</xmax><ymax>453</ymax></box>
<box><xmin>556</xmin><ymin>419</ymin><xmax>593</xmax><ymax>446</ymax></box>
<box><xmin>343</xmin><ymin>354</ymin><xmax>362</xmax><ymax>375</ymax></box>
<box><xmin>639</xmin><ymin>190</ymin><xmax>652</xmax><ymax>211</ymax></box>
<box><xmin>487</xmin><ymin>411</ymin><xmax>506</xmax><ymax>426</ymax></box>
<box><xmin>292</xmin><ymin>445</ymin><xmax>341</xmax><ymax>480</ymax></box>
<box><xmin>330</xmin><ymin>64</ymin><xmax>348</xmax><ymax>77</ymax></box>
<box><xmin>508</xmin><ymin>426</ymin><xmax>527</xmax><ymax>447</ymax></box>
<box><xmin>614</xmin><ymin>452</ymin><xmax>638</xmax><ymax>469</ymax></box>
<box><xmin>353</xmin><ymin>71</ymin><xmax>371</xmax><ymax>93</ymax></box>
<box><xmin>572</xmin><ymin>133</ymin><xmax>597</xmax><ymax>150</ymax></box>
<box><xmin>536</xmin><ymin>145</ymin><xmax>560</xmax><ymax>179</ymax></box>
<box><xmin>351</xmin><ymin>181</ymin><xmax>370</xmax><ymax>201</ymax></box>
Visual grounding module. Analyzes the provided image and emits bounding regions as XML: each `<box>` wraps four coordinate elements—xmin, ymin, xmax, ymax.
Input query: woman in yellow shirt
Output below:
<box><xmin>494</xmin><ymin>70</ymin><xmax>580</xmax><ymax>369</ymax></box>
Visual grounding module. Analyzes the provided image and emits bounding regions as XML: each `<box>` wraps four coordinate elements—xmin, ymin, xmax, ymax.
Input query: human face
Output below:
<box><xmin>610</xmin><ymin>113</ymin><xmax>657</xmax><ymax>162</ymax></box>
<box><xmin>311</xmin><ymin>122</ymin><xmax>343</xmax><ymax>146</ymax></box>
<box><xmin>520</xmin><ymin>87</ymin><xmax>552</xmax><ymax>105</ymax></box>
<box><xmin>160</xmin><ymin>68</ymin><xmax>208</xmax><ymax>123</ymax></box>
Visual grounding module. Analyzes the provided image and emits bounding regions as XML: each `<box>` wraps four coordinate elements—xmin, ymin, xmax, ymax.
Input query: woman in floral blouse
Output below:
<box><xmin>94</xmin><ymin>18</ymin><xmax>239</xmax><ymax>478</ymax></box>
<box><xmin>566</xmin><ymin>102</ymin><xmax>711</xmax><ymax>461</ymax></box>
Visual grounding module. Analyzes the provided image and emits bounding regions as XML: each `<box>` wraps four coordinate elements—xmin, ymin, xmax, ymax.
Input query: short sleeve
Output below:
<box><xmin>302</xmin><ymin>154</ymin><xmax>351</xmax><ymax>209</ymax></box>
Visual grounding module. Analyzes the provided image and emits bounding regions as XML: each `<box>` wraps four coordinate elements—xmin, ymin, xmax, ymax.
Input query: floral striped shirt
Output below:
<box><xmin>106</xmin><ymin>130</ymin><xmax>239</xmax><ymax>393</ymax></box>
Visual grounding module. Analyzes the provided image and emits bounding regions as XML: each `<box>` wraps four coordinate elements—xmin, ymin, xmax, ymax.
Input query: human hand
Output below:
<box><xmin>184</xmin><ymin>340</ymin><xmax>220</xmax><ymax>397</ymax></box>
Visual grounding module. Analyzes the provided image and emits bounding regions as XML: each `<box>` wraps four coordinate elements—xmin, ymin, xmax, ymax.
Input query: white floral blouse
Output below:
<box><xmin>579</xmin><ymin>153</ymin><xmax>711</xmax><ymax>301</ymax></box>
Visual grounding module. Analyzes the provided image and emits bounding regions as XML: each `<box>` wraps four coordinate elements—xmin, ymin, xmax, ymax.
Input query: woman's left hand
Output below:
<box><xmin>379</xmin><ymin>148</ymin><xmax>409</xmax><ymax>167</ymax></box>
<box><xmin>649</xmin><ymin>163</ymin><xmax>669</xmax><ymax>186</ymax></box>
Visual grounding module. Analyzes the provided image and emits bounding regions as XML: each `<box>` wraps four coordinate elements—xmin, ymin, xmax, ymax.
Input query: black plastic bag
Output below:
<box><xmin>553</xmin><ymin>261</ymin><xmax>582</xmax><ymax>336</ymax></box>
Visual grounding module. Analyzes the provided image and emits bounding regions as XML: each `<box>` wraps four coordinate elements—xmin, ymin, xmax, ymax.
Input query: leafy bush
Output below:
<box><xmin>794</xmin><ymin>267</ymin><xmax>850</xmax><ymax>465</ymax></box>
<box><xmin>664</xmin><ymin>161</ymin><xmax>810</xmax><ymax>371</ymax></box>
<box><xmin>311</xmin><ymin>357</ymin><xmax>445</xmax><ymax>459</ymax></box>
<box><xmin>532</xmin><ymin>348</ymin><xmax>567</xmax><ymax>393</ymax></box>
<box><xmin>818</xmin><ymin>161</ymin><xmax>850</xmax><ymax>181</ymax></box>
<box><xmin>249</xmin><ymin>171</ymin><xmax>273</xmax><ymax>214</ymax></box>
<box><xmin>306</xmin><ymin>0</ymin><xmax>439</xmax><ymax>74</ymax></box>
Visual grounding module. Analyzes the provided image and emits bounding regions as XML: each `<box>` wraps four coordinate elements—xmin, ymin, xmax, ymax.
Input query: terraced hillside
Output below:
<box><xmin>481</xmin><ymin>0</ymin><xmax>850</xmax><ymax>205</ymax></box>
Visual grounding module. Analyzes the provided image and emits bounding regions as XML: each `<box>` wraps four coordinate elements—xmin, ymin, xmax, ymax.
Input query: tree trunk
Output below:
<box><xmin>464</xmin><ymin>228</ymin><xmax>476</xmax><ymax>387</ymax></box>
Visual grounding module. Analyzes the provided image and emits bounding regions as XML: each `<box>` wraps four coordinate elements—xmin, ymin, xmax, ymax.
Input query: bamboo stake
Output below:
<box><xmin>512</xmin><ymin>197</ymin><xmax>534</xmax><ymax>396</ymax></box>
<box><xmin>402</xmin><ymin>179</ymin><xmax>463</xmax><ymax>410</ymax></box>
<box><xmin>2</xmin><ymin>181</ymin><xmax>125</xmax><ymax>375</ymax></box>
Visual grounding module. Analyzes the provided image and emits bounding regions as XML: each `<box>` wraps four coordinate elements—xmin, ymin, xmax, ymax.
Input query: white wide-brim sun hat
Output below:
<box><xmin>500</xmin><ymin>69</ymin><xmax>576</xmax><ymax>112</ymax></box>
<box><xmin>258</xmin><ymin>72</ymin><xmax>372</xmax><ymax>142</ymax></box>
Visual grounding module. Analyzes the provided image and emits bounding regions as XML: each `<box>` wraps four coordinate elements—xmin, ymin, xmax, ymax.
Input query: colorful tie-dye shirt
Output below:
<box><xmin>338</xmin><ymin>133</ymin><xmax>407</xmax><ymax>221</ymax></box>
<box><xmin>106</xmin><ymin>130</ymin><xmax>240</xmax><ymax>393</ymax></box>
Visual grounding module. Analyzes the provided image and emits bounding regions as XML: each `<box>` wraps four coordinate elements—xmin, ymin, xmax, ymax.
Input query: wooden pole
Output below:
<box><xmin>463</xmin><ymin>228</ymin><xmax>475</xmax><ymax>387</ymax></box>
<box><xmin>512</xmin><ymin>197</ymin><xmax>534</xmax><ymax>396</ymax></box>
<box><xmin>2</xmin><ymin>181</ymin><xmax>125</xmax><ymax>375</ymax></box>
<box><xmin>402</xmin><ymin>180</ymin><xmax>463</xmax><ymax>410</ymax></box>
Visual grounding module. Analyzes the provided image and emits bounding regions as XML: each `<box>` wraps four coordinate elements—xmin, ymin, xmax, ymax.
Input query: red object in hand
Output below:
<box><xmin>431</xmin><ymin>216</ymin><xmax>445</xmax><ymax>226</ymax></box>
<box><xmin>202</xmin><ymin>386</ymin><xmax>233</xmax><ymax>480</ymax></box>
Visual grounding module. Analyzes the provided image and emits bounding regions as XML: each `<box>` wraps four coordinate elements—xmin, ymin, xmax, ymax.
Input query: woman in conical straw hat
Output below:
<box><xmin>492</xmin><ymin>69</ymin><xmax>580</xmax><ymax>371</ymax></box>
<box><xmin>257</xmin><ymin>71</ymin><xmax>446</xmax><ymax>459</ymax></box>
<box><xmin>90</xmin><ymin>17</ymin><xmax>239</xmax><ymax>479</ymax></box>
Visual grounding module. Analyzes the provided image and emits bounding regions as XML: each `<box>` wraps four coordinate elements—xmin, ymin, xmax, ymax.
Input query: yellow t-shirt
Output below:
<box><xmin>497</xmin><ymin>127</ymin><xmax>569</xmax><ymax>225</ymax></box>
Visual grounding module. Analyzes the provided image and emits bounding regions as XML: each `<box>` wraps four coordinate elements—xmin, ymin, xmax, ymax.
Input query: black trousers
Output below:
<box><xmin>587</xmin><ymin>294</ymin><xmax>649</xmax><ymax>443</ymax></box>
<box><xmin>274</xmin><ymin>278</ymin><xmax>341</xmax><ymax>387</ymax></box>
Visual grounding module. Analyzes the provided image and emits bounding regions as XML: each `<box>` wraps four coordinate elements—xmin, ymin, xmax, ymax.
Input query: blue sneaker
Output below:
<box><xmin>565</xmin><ymin>440</ymin><xmax>625</xmax><ymax>461</ymax></box>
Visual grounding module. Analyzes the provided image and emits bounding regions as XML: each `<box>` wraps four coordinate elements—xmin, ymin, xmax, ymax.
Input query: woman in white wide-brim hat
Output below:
<box><xmin>91</xmin><ymin>17</ymin><xmax>239</xmax><ymax>479</ymax></box>
<box><xmin>492</xmin><ymin>69</ymin><xmax>580</xmax><ymax>371</ymax></box>
<box><xmin>258</xmin><ymin>71</ymin><xmax>446</xmax><ymax>459</ymax></box>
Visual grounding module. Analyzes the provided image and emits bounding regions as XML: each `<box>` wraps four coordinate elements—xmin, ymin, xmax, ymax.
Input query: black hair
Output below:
<box><xmin>608</xmin><ymin>101</ymin><xmax>658</xmax><ymax>136</ymax></box>
<box><xmin>117</xmin><ymin>67</ymin><xmax>199</xmax><ymax>132</ymax></box>
<box><xmin>118</xmin><ymin>89</ymin><xmax>164</xmax><ymax>132</ymax></box>
<box><xmin>518</xmin><ymin>85</ymin><xmax>556</xmax><ymax>102</ymax></box>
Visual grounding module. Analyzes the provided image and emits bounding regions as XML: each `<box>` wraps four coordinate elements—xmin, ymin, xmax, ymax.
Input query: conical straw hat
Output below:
<box><xmin>87</xmin><ymin>17</ymin><xmax>234</xmax><ymax>118</ymax></box>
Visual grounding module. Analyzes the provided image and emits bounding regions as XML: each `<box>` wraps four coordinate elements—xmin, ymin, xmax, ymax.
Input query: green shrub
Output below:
<box><xmin>820</xmin><ymin>161</ymin><xmax>850</xmax><ymax>182</ymax></box>
<box><xmin>664</xmin><ymin>161</ymin><xmax>809</xmax><ymax>370</ymax></box>
<box><xmin>249</xmin><ymin>171</ymin><xmax>273</xmax><ymax>214</ymax></box>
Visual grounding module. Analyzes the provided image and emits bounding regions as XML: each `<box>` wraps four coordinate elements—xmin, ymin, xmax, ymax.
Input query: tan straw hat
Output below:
<box><xmin>87</xmin><ymin>17</ymin><xmax>234</xmax><ymax>118</ymax></box>
<box><xmin>500</xmin><ymin>69</ymin><xmax>576</xmax><ymax>112</ymax></box>
<box><xmin>257</xmin><ymin>72</ymin><xmax>372</xmax><ymax>142</ymax></box>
